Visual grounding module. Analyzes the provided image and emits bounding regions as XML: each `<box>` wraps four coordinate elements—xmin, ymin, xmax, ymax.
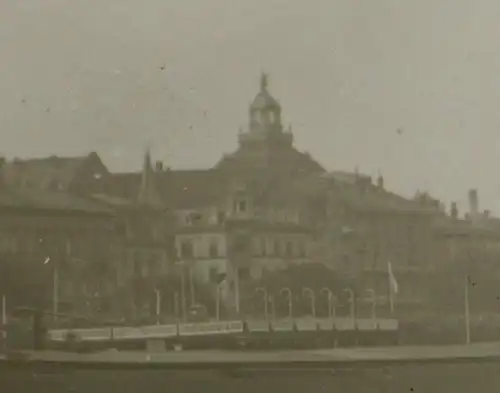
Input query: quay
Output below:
<box><xmin>2</xmin><ymin>342</ymin><xmax>500</xmax><ymax>366</ymax></box>
<box><xmin>1</xmin><ymin>344</ymin><xmax>500</xmax><ymax>393</ymax></box>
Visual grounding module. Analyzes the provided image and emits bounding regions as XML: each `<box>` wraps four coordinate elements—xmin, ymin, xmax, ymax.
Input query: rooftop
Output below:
<box><xmin>0</xmin><ymin>187</ymin><xmax>114</xmax><ymax>215</ymax></box>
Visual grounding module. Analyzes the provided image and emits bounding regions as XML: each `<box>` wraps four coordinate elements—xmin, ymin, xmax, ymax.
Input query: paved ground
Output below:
<box><xmin>1</xmin><ymin>353</ymin><xmax>499</xmax><ymax>393</ymax></box>
<box><xmin>5</xmin><ymin>341</ymin><xmax>500</xmax><ymax>364</ymax></box>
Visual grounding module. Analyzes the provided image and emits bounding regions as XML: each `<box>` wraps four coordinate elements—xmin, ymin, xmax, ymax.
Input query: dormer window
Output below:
<box><xmin>234</xmin><ymin>199</ymin><xmax>247</xmax><ymax>213</ymax></box>
<box><xmin>186</xmin><ymin>211</ymin><xmax>202</xmax><ymax>225</ymax></box>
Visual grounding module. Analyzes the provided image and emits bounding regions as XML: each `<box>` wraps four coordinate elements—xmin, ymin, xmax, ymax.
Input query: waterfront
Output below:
<box><xmin>1</xmin><ymin>347</ymin><xmax>499</xmax><ymax>393</ymax></box>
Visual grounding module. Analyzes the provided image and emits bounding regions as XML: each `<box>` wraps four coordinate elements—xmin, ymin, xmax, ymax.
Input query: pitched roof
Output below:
<box><xmin>1</xmin><ymin>152</ymin><xmax>108</xmax><ymax>192</ymax></box>
<box><xmin>0</xmin><ymin>187</ymin><xmax>114</xmax><ymax>214</ymax></box>
<box><xmin>296</xmin><ymin>171</ymin><xmax>440</xmax><ymax>214</ymax></box>
<box><xmin>433</xmin><ymin>216</ymin><xmax>500</xmax><ymax>238</ymax></box>
<box><xmin>86</xmin><ymin>168</ymin><xmax>230</xmax><ymax>209</ymax></box>
<box><xmin>215</xmin><ymin>145</ymin><xmax>325</xmax><ymax>174</ymax></box>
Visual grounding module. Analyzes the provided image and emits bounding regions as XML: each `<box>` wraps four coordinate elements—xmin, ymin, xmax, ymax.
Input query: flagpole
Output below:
<box><xmin>464</xmin><ymin>275</ymin><xmax>471</xmax><ymax>345</ymax></box>
<box><xmin>1</xmin><ymin>294</ymin><xmax>6</xmax><ymax>325</ymax></box>
<box><xmin>388</xmin><ymin>262</ymin><xmax>395</xmax><ymax>314</ymax></box>
<box><xmin>1</xmin><ymin>294</ymin><xmax>6</xmax><ymax>346</ymax></box>
<box><xmin>389</xmin><ymin>284</ymin><xmax>394</xmax><ymax>314</ymax></box>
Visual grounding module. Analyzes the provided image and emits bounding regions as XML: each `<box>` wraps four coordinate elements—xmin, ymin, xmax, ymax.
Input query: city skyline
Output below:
<box><xmin>1</xmin><ymin>0</ymin><xmax>500</xmax><ymax>215</ymax></box>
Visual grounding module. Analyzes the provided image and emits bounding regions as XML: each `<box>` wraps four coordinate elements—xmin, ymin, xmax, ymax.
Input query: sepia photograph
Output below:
<box><xmin>0</xmin><ymin>1</ymin><xmax>499</xmax><ymax>391</ymax></box>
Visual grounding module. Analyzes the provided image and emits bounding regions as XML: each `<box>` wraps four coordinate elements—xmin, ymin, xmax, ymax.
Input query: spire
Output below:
<box><xmin>138</xmin><ymin>147</ymin><xmax>162</xmax><ymax>207</ymax></box>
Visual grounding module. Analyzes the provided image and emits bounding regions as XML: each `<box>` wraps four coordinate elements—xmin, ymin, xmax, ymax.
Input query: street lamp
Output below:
<box><xmin>269</xmin><ymin>295</ymin><xmax>276</xmax><ymax>320</ymax></box>
<box><xmin>279</xmin><ymin>287</ymin><xmax>293</xmax><ymax>319</ymax></box>
<box><xmin>331</xmin><ymin>295</ymin><xmax>338</xmax><ymax>319</ymax></box>
<box><xmin>43</xmin><ymin>256</ymin><xmax>59</xmax><ymax>321</ymax></box>
<box><xmin>173</xmin><ymin>291</ymin><xmax>180</xmax><ymax>319</ymax></box>
<box><xmin>302</xmin><ymin>287</ymin><xmax>316</xmax><ymax>318</ymax></box>
<box><xmin>154</xmin><ymin>288</ymin><xmax>161</xmax><ymax>325</ymax></box>
<box><xmin>215</xmin><ymin>283</ymin><xmax>224</xmax><ymax>321</ymax></box>
<box><xmin>344</xmin><ymin>287</ymin><xmax>355</xmax><ymax>322</ymax></box>
<box><xmin>255</xmin><ymin>287</ymin><xmax>269</xmax><ymax>321</ymax></box>
<box><xmin>365</xmin><ymin>288</ymin><xmax>377</xmax><ymax>321</ymax></box>
<box><xmin>174</xmin><ymin>261</ymin><xmax>188</xmax><ymax>321</ymax></box>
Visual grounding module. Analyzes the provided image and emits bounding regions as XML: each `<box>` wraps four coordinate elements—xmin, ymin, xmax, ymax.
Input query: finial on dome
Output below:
<box><xmin>260</xmin><ymin>72</ymin><xmax>268</xmax><ymax>91</ymax></box>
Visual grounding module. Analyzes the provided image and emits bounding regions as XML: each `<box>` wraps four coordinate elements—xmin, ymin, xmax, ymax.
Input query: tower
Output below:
<box><xmin>214</xmin><ymin>73</ymin><xmax>324</xmax><ymax>174</ymax></box>
<box><xmin>249</xmin><ymin>72</ymin><xmax>283</xmax><ymax>134</ymax></box>
<box><xmin>238</xmin><ymin>73</ymin><xmax>293</xmax><ymax>150</ymax></box>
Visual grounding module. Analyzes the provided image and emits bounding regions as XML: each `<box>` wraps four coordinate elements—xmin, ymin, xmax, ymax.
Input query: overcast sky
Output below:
<box><xmin>1</xmin><ymin>0</ymin><xmax>500</xmax><ymax>214</ymax></box>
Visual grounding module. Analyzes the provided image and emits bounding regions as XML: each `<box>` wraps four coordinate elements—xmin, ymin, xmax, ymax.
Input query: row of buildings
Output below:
<box><xmin>1</xmin><ymin>74</ymin><xmax>500</xmax><ymax>322</ymax></box>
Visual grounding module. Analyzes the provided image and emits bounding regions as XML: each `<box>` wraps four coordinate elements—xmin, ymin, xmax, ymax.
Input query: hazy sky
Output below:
<box><xmin>1</xmin><ymin>0</ymin><xmax>500</xmax><ymax>214</ymax></box>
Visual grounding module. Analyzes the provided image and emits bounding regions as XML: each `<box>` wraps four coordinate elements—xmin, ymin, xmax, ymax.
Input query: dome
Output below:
<box><xmin>250</xmin><ymin>73</ymin><xmax>281</xmax><ymax>111</ymax></box>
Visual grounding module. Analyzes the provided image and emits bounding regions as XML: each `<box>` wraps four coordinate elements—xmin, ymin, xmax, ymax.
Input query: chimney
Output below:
<box><xmin>484</xmin><ymin>210</ymin><xmax>490</xmax><ymax>218</ymax></box>
<box><xmin>155</xmin><ymin>161</ymin><xmax>163</xmax><ymax>172</ymax></box>
<box><xmin>468</xmin><ymin>189</ymin><xmax>479</xmax><ymax>217</ymax></box>
<box><xmin>450</xmin><ymin>202</ymin><xmax>458</xmax><ymax>219</ymax></box>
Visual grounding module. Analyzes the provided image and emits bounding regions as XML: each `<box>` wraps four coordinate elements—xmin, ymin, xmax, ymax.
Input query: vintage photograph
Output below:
<box><xmin>0</xmin><ymin>1</ymin><xmax>499</xmax><ymax>392</ymax></box>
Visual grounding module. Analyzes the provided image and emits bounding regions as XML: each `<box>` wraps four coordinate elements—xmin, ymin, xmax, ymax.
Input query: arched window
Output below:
<box><xmin>269</xmin><ymin>110</ymin><xmax>275</xmax><ymax>124</ymax></box>
<box><xmin>253</xmin><ymin>110</ymin><xmax>261</xmax><ymax>123</ymax></box>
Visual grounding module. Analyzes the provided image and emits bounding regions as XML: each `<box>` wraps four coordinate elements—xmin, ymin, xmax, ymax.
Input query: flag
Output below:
<box><xmin>388</xmin><ymin>261</ymin><xmax>399</xmax><ymax>294</ymax></box>
<box><xmin>388</xmin><ymin>261</ymin><xmax>398</xmax><ymax>314</ymax></box>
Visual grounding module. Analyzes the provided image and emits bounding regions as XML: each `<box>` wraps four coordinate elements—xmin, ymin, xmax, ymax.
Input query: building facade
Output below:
<box><xmin>0</xmin><ymin>185</ymin><xmax>120</xmax><ymax>318</ymax></box>
<box><xmin>5</xmin><ymin>74</ymin><xmax>499</xmax><ymax>324</ymax></box>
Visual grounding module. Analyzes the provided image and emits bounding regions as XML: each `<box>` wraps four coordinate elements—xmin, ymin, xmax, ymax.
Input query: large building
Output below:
<box><xmin>0</xmin><ymin>152</ymin><xmax>173</xmax><ymax>320</ymax></box>
<box><xmin>78</xmin><ymin>74</ymin><xmax>448</xmax><ymax>318</ymax></box>
<box><xmin>4</xmin><ymin>74</ymin><xmax>498</xmax><ymax>323</ymax></box>
<box><xmin>83</xmin><ymin>73</ymin><xmax>322</xmax><ymax>314</ymax></box>
<box><xmin>431</xmin><ymin>189</ymin><xmax>500</xmax><ymax>318</ymax></box>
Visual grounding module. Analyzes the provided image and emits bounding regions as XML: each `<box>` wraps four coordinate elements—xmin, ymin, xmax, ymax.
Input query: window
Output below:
<box><xmin>217</xmin><ymin>211</ymin><xmax>226</xmax><ymax>224</ymax></box>
<box><xmin>237</xmin><ymin>200</ymin><xmax>247</xmax><ymax>213</ymax></box>
<box><xmin>285</xmin><ymin>241</ymin><xmax>293</xmax><ymax>257</ymax></box>
<box><xmin>260</xmin><ymin>238</ymin><xmax>267</xmax><ymax>256</ymax></box>
<box><xmin>275</xmin><ymin>240</ymin><xmax>283</xmax><ymax>257</ymax></box>
<box><xmin>271</xmin><ymin>239</ymin><xmax>278</xmax><ymax>256</ymax></box>
<box><xmin>209</xmin><ymin>267</ymin><xmax>219</xmax><ymax>283</ymax></box>
<box><xmin>239</xmin><ymin>267</ymin><xmax>250</xmax><ymax>281</ymax></box>
<box><xmin>209</xmin><ymin>240</ymin><xmax>219</xmax><ymax>258</ymax></box>
<box><xmin>148</xmin><ymin>257</ymin><xmax>157</xmax><ymax>276</ymax></box>
<box><xmin>252</xmin><ymin>238</ymin><xmax>260</xmax><ymax>257</ymax></box>
<box><xmin>133</xmin><ymin>258</ymin><xmax>141</xmax><ymax>276</ymax></box>
<box><xmin>298</xmin><ymin>241</ymin><xmax>306</xmax><ymax>258</ymax></box>
<box><xmin>253</xmin><ymin>111</ymin><xmax>261</xmax><ymax>123</ymax></box>
<box><xmin>269</xmin><ymin>111</ymin><xmax>275</xmax><ymax>124</ymax></box>
<box><xmin>180</xmin><ymin>240</ymin><xmax>194</xmax><ymax>259</ymax></box>
<box><xmin>114</xmin><ymin>222</ymin><xmax>125</xmax><ymax>236</ymax></box>
<box><xmin>232</xmin><ymin>235</ymin><xmax>247</xmax><ymax>254</ymax></box>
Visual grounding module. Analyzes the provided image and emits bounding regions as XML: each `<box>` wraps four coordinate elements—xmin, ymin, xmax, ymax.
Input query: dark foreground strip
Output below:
<box><xmin>1</xmin><ymin>358</ymin><xmax>500</xmax><ymax>393</ymax></box>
